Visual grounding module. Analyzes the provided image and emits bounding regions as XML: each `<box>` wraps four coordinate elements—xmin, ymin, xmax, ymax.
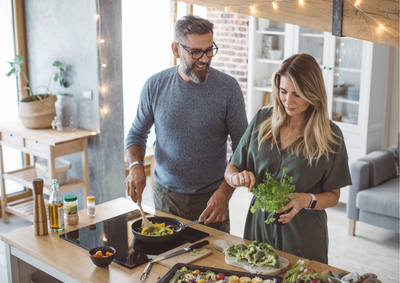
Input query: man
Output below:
<box><xmin>124</xmin><ymin>14</ymin><xmax>248</xmax><ymax>233</ymax></box>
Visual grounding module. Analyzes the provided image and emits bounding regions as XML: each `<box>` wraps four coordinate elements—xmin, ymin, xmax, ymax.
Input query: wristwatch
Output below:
<box><xmin>306</xmin><ymin>193</ymin><xmax>317</xmax><ymax>210</ymax></box>
<box><xmin>128</xmin><ymin>161</ymin><xmax>144</xmax><ymax>170</ymax></box>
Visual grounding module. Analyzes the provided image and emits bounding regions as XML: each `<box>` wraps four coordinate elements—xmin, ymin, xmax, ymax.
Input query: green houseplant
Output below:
<box><xmin>250</xmin><ymin>167</ymin><xmax>296</xmax><ymax>225</ymax></box>
<box><xmin>6</xmin><ymin>55</ymin><xmax>67</xmax><ymax>129</ymax></box>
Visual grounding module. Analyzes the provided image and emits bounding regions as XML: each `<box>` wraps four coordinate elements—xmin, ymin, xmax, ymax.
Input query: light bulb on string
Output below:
<box><xmin>95</xmin><ymin>14</ymin><xmax>100</xmax><ymax>19</ymax></box>
<box><xmin>100</xmin><ymin>39</ymin><xmax>105</xmax><ymax>43</ymax></box>
<box><xmin>379</xmin><ymin>24</ymin><xmax>384</xmax><ymax>30</ymax></box>
<box><xmin>102</xmin><ymin>64</ymin><xmax>107</xmax><ymax>67</ymax></box>
<box><xmin>225</xmin><ymin>7</ymin><xmax>228</xmax><ymax>11</ymax></box>
<box><xmin>250</xmin><ymin>5</ymin><xmax>256</xmax><ymax>11</ymax></box>
<box><xmin>354</xmin><ymin>0</ymin><xmax>360</xmax><ymax>6</ymax></box>
<box><xmin>272</xmin><ymin>2</ymin><xmax>277</xmax><ymax>8</ymax></box>
<box><xmin>102</xmin><ymin>87</ymin><xmax>106</xmax><ymax>91</ymax></box>
<box><xmin>299</xmin><ymin>0</ymin><xmax>304</xmax><ymax>4</ymax></box>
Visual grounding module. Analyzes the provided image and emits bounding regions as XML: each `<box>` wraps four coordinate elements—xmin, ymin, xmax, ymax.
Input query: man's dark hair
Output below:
<box><xmin>175</xmin><ymin>14</ymin><xmax>214</xmax><ymax>43</ymax></box>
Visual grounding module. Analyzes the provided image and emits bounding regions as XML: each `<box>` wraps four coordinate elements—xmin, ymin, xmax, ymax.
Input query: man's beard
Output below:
<box><xmin>180</xmin><ymin>58</ymin><xmax>211</xmax><ymax>84</ymax></box>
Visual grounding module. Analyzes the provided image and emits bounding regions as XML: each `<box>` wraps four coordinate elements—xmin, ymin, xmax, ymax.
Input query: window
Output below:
<box><xmin>0</xmin><ymin>0</ymin><xmax>24</xmax><ymax>196</ymax></box>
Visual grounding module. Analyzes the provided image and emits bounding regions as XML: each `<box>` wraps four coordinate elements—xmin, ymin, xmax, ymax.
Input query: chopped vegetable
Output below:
<box><xmin>217</xmin><ymin>273</ymin><xmax>225</xmax><ymax>280</ymax></box>
<box><xmin>191</xmin><ymin>269</ymin><xmax>201</xmax><ymax>275</ymax></box>
<box><xmin>141</xmin><ymin>222</ymin><xmax>174</xmax><ymax>236</ymax></box>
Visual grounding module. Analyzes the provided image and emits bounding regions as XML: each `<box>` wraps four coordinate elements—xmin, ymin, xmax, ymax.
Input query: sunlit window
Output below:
<box><xmin>0</xmin><ymin>0</ymin><xmax>24</xmax><ymax>196</ymax></box>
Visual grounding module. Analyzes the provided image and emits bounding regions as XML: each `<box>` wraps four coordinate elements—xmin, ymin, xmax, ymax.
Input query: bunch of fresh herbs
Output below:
<box><xmin>250</xmin><ymin>167</ymin><xmax>296</xmax><ymax>224</ymax></box>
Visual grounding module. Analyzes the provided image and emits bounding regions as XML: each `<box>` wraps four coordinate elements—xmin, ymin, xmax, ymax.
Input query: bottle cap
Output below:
<box><xmin>64</xmin><ymin>194</ymin><xmax>77</xmax><ymax>202</ymax></box>
<box><xmin>87</xmin><ymin>196</ymin><xmax>95</xmax><ymax>202</ymax></box>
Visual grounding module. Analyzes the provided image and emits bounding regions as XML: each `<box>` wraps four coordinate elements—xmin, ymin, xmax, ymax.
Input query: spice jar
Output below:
<box><xmin>64</xmin><ymin>194</ymin><xmax>79</xmax><ymax>225</ymax></box>
<box><xmin>87</xmin><ymin>196</ymin><xmax>96</xmax><ymax>217</ymax></box>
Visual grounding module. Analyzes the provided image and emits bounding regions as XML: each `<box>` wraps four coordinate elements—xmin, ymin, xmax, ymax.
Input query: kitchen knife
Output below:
<box><xmin>140</xmin><ymin>240</ymin><xmax>209</xmax><ymax>282</ymax></box>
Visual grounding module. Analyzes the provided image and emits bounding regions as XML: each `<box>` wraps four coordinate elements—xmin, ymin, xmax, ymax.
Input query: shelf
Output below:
<box><xmin>333</xmin><ymin>97</ymin><xmax>360</xmax><ymax>105</ymax></box>
<box><xmin>5</xmin><ymin>196</ymin><xmax>49</xmax><ymax>222</ymax></box>
<box><xmin>299</xmin><ymin>33</ymin><xmax>324</xmax><ymax>38</ymax></box>
<box><xmin>256</xmin><ymin>58</ymin><xmax>284</xmax><ymax>64</ymax></box>
<box><xmin>335</xmin><ymin>66</ymin><xmax>362</xmax><ymax>73</ymax></box>
<box><xmin>3</xmin><ymin>166</ymin><xmax>85</xmax><ymax>195</ymax></box>
<box><xmin>254</xmin><ymin>86</ymin><xmax>273</xmax><ymax>92</ymax></box>
<box><xmin>256</xmin><ymin>29</ymin><xmax>285</xmax><ymax>36</ymax></box>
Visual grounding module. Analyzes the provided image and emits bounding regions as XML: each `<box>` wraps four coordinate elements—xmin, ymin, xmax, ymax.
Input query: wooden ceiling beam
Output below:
<box><xmin>173</xmin><ymin>0</ymin><xmax>399</xmax><ymax>48</ymax></box>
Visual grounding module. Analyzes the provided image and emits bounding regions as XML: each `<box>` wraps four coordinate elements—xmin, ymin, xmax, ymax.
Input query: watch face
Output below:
<box><xmin>310</xmin><ymin>200</ymin><xmax>317</xmax><ymax>209</ymax></box>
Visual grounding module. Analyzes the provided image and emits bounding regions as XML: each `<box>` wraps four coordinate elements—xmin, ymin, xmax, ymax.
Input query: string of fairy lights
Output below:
<box><xmin>96</xmin><ymin>0</ymin><xmax>109</xmax><ymax>118</ymax></box>
<box><xmin>94</xmin><ymin>0</ymin><xmax>397</xmax><ymax>119</ymax></box>
<box><xmin>211</xmin><ymin>0</ymin><xmax>399</xmax><ymax>36</ymax></box>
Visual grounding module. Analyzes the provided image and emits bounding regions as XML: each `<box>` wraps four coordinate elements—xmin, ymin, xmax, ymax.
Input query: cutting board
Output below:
<box><xmin>214</xmin><ymin>239</ymin><xmax>289</xmax><ymax>276</ymax></box>
<box><xmin>154</xmin><ymin>243</ymin><xmax>212</xmax><ymax>269</ymax></box>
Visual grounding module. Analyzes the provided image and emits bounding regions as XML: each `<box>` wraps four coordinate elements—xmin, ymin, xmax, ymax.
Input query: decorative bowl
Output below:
<box><xmin>88</xmin><ymin>246</ymin><xmax>116</xmax><ymax>268</ymax></box>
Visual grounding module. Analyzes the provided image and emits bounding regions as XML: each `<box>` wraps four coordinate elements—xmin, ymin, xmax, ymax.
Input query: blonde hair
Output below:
<box><xmin>257</xmin><ymin>54</ymin><xmax>338</xmax><ymax>165</ymax></box>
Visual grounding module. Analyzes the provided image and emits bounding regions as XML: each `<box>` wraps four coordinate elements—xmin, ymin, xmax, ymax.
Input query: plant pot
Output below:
<box><xmin>18</xmin><ymin>94</ymin><xmax>57</xmax><ymax>129</ymax></box>
<box><xmin>271</xmin><ymin>208</ymin><xmax>292</xmax><ymax>226</ymax></box>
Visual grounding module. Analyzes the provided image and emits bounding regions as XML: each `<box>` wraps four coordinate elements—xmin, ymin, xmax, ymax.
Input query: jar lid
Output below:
<box><xmin>87</xmin><ymin>196</ymin><xmax>95</xmax><ymax>202</ymax></box>
<box><xmin>64</xmin><ymin>194</ymin><xmax>77</xmax><ymax>202</ymax></box>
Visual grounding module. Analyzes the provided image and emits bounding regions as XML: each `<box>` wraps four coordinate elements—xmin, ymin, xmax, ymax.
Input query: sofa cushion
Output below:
<box><xmin>356</xmin><ymin>178</ymin><xmax>399</xmax><ymax>218</ymax></box>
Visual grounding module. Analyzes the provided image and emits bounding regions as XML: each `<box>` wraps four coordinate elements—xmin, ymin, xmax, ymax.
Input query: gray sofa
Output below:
<box><xmin>347</xmin><ymin>135</ymin><xmax>399</xmax><ymax>235</ymax></box>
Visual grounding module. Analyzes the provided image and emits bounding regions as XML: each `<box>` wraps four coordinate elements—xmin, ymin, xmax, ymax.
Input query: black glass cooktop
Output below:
<box><xmin>59</xmin><ymin>210</ymin><xmax>209</xmax><ymax>269</ymax></box>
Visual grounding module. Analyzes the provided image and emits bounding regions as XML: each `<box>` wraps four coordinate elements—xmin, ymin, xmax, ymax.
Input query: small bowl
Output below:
<box><xmin>88</xmin><ymin>246</ymin><xmax>116</xmax><ymax>268</ymax></box>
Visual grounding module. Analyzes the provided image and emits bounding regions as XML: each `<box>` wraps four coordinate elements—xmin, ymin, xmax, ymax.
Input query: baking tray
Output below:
<box><xmin>157</xmin><ymin>263</ymin><xmax>283</xmax><ymax>283</ymax></box>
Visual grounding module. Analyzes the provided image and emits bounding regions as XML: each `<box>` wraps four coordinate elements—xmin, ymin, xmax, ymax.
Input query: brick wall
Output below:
<box><xmin>206</xmin><ymin>8</ymin><xmax>249</xmax><ymax>159</ymax></box>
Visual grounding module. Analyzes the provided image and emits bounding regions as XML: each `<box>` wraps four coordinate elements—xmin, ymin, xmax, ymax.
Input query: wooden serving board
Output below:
<box><xmin>154</xmin><ymin>243</ymin><xmax>213</xmax><ymax>269</ymax></box>
<box><xmin>214</xmin><ymin>239</ymin><xmax>290</xmax><ymax>276</ymax></box>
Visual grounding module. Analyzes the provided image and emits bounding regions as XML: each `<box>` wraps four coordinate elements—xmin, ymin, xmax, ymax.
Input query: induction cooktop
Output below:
<box><xmin>59</xmin><ymin>210</ymin><xmax>209</xmax><ymax>269</ymax></box>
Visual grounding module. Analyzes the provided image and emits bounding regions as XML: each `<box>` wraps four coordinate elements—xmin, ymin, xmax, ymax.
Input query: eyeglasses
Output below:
<box><xmin>177</xmin><ymin>41</ymin><xmax>219</xmax><ymax>60</ymax></box>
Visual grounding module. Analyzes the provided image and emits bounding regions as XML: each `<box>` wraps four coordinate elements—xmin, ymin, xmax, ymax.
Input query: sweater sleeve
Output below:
<box><xmin>125</xmin><ymin>77</ymin><xmax>155</xmax><ymax>152</ymax></box>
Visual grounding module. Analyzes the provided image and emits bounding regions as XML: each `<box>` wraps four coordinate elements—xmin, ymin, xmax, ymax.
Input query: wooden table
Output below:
<box><xmin>0</xmin><ymin>120</ymin><xmax>96</xmax><ymax>223</ymax></box>
<box><xmin>1</xmin><ymin>197</ymin><xmax>347</xmax><ymax>283</ymax></box>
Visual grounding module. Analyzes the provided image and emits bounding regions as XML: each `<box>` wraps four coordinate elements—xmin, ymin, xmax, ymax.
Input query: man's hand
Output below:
<box><xmin>124</xmin><ymin>166</ymin><xmax>147</xmax><ymax>205</ymax></box>
<box><xmin>199</xmin><ymin>180</ymin><xmax>235</xmax><ymax>225</ymax></box>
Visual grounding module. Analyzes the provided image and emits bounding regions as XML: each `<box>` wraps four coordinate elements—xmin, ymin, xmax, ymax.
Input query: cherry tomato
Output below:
<box><xmin>217</xmin><ymin>273</ymin><xmax>225</xmax><ymax>280</ymax></box>
<box><xmin>191</xmin><ymin>269</ymin><xmax>201</xmax><ymax>275</ymax></box>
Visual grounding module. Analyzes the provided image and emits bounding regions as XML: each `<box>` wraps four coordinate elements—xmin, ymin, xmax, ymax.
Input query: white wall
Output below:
<box><xmin>122</xmin><ymin>0</ymin><xmax>171</xmax><ymax>147</ymax></box>
<box><xmin>384</xmin><ymin>46</ymin><xmax>399</xmax><ymax>147</ymax></box>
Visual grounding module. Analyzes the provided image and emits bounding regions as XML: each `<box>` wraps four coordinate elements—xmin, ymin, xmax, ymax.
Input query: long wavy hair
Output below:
<box><xmin>257</xmin><ymin>53</ymin><xmax>338</xmax><ymax>165</ymax></box>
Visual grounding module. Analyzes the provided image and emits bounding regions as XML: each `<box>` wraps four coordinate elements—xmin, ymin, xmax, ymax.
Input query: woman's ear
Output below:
<box><xmin>171</xmin><ymin>42</ymin><xmax>180</xmax><ymax>59</ymax></box>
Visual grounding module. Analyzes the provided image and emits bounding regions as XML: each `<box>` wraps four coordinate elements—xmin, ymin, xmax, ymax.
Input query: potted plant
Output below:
<box><xmin>6</xmin><ymin>55</ymin><xmax>67</xmax><ymax>129</ymax></box>
<box><xmin>250</xmin><ymin>167</ymin><xmax>296</xmax><ymax>225</ymax></box>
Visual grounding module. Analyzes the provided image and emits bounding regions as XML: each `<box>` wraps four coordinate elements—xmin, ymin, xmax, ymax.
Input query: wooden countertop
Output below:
<box><xmin>0</xmin><ymin>120</ymin><xmax>96</xmax><ymax>146</ymax></box>
<box><xmin>1</xmin><ymin>198</ymin><xmax>347</xmax><ymax>282</ymax></box>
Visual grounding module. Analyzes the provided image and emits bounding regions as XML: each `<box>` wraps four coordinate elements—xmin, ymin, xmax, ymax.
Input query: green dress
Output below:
<box><xmin>231</xmin><ymin>107</ymin><xmax>352</xmax><ymax>263</ymax></box>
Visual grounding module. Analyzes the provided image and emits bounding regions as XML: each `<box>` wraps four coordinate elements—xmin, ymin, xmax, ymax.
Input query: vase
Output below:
<box><xmin>18</xmin><ymin>94</ymin><xmax>56</xmax><ymax>129</ymax></box>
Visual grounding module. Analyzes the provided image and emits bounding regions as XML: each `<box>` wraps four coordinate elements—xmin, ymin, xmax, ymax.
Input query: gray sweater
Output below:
<box><xmin>126</xmin><ymin>66</ymin><xmax>248</xmax><ymax>194</ymax></box>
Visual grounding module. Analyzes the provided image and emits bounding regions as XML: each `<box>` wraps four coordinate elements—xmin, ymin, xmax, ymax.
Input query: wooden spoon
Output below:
<box><xmin>138</xmin><ymin>204</ymin><xmax>152</xmax><ymax>228</ymax></box>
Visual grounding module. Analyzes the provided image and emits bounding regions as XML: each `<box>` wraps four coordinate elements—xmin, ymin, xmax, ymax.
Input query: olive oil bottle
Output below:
<box><xmin>48</xmin><ymin>179</ymin><xmax>64</xmax><ymax>232</ymax></box>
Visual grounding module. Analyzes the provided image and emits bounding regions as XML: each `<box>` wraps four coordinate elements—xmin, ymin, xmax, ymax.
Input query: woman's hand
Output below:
<box><xmin>277</xmin><ymin>193</ymin><xmax>311</xmax><ymax>224</ymax></box>
<box><xmin>230</xmin><ymin>170</ymin><xmax>256</xmax><ymax>191</ymax></box>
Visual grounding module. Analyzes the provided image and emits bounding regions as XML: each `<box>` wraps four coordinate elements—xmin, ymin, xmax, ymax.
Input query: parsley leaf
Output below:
<box><xmin>250</xmin><ymin>167</ymin><xmax>295</xmax><ymax>224</ymax></box>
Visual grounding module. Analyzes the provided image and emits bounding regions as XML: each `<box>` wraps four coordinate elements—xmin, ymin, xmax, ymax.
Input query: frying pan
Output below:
<box><xmin>131</xmin><ymin>216</ymin><xmax>201</xmax><ymax>244</ymax></box>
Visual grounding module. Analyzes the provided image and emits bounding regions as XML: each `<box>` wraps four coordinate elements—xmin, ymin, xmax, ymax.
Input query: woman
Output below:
<box><xmin>225</xmin><ymin>54</ymin><xmax>352</xmax><ymax>263</ymax></box>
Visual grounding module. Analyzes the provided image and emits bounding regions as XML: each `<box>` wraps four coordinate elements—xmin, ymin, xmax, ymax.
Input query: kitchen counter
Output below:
<box><xmin>1</xmin><ymin>197</ymin><xmax>347</xmax><ymax>282</ymax></box>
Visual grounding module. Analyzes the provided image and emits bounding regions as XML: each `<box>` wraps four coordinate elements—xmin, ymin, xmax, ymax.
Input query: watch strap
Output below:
<box><xmin>307</xmin><ymin>193</ymin><xmax>317</xmax><ymax>209</ymax></box>
<box><xmin>128</xmin><ymin>161</ymin><xmax>144</xmax><ymax>170</ymax></box>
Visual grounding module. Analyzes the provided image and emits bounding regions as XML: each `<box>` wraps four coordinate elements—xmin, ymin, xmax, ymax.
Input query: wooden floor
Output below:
<box><xmin>1</xmin><ymin>183</ymin><xmax>398</xmax><ymax>283</ymax></box>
